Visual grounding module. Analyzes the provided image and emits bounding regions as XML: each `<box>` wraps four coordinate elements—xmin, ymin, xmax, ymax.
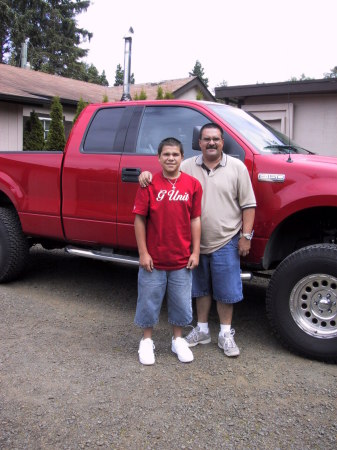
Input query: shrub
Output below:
<box><xmin>23</xmin><ymin>111</ymin><xmax>45</xmax><ymax>150</ymax></box>
<box><xmin>45</xmin><ymin>96</ymin><xmax>66</xmax><ymax>151</ymax></box>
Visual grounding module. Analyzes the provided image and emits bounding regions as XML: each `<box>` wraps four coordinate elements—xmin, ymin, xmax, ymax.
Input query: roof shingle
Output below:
<box><xmin>0</xmin><ymin>63</ymin><xmax>207</xmax><ymax>105</ymax></box>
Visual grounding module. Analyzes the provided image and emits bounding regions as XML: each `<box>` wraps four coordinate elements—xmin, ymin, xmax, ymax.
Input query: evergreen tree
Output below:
<box><xmin>189</xmin><ymin>60</ymin><xmax>209</xmax><ymax>87</ymax></box>
<box><xmin>164</xmin><ymin>91</ymin><xmax>174</xmax><ymax>99</ymax></box>
<box><xmin>324</xmin><ymin>66</ymin><xmax>337</xmax><ymax>78</ymax></box>
<box><xmin>196</xmin><ymin>89</ymin><xmax>204</xmax><ymax>100</ymax></box>
<box><xmin>45</xmin><ymin>96</ymin><xmax>66</xmax><ymax>151</ymax></box>
<box><xmin>72</xmin><ymin>97</ymin><xmax>88</xmax><ymax>125</ymax></box>
<box><xmin>114</xmin><ymin>64</ymin><xmax>124</xmax><ymax>86</ymax></box>
<box><xmin>23</xmin><ymin>111</ymin><xmax>45</xmax><ymax>150</ymax></box>
<box><xmin>139</xmin><ymin>89</ymin><xmax>147</xmax><ymax>100</ymax></box>
<box><xmin>114</xmin><ymin>63</ymin><xmax>135</xmax><ymax>86</ymax></box>
<box><xmin>156</xmin><ymin>86</ymin><xmax>164</xmax><ymax>100</ymax></box>
<box><xmin>73</xmin><ymin>62</ymin><xmax>109</xmax><ymax>86</ymax></box>
<box><xmin>0</xmin><ymin>0</ymin><xmax>95</xmax><ymax>79</ymax></box>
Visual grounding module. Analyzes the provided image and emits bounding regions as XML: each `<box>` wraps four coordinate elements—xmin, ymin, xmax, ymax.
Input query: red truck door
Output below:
<box><xmin>62</xmin><ymin>106</ymin><xmax>133</xmax><ymax>246</ymax></box>
<box><xmin>117</xmin><ymin>104</ymin><xmax>211</xmax><ymax>248</ymax></box>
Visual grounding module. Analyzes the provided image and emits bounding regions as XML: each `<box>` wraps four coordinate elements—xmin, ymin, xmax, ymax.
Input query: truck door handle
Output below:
<box><xmin>121</xmin><ymin>167</ymin><xmax>142</xmax><ymax>183</ymax></box>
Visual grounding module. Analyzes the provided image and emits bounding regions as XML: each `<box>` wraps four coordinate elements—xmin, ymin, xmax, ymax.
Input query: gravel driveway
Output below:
<box><xmin>0</xmin><ymin>246</ymin><xmax>336</xmax><ymax>449</ymax></box>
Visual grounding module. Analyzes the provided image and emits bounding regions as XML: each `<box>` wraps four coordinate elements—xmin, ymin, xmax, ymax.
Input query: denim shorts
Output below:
<box><xmin>192</xmin><ymin>234</ymin><xmax>243</xmax><ymax>304</ymax></box>
<box><xmin>134</xmin><ymin>267</ymin><xmax>193</xmax><ymax>328</ymax></box>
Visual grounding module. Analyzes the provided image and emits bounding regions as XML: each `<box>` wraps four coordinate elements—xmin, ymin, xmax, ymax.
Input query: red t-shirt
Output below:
<box><xmin>133</xmin><ymin>172</ymin><xmax>202</xmax><ymax>270</ymax></box>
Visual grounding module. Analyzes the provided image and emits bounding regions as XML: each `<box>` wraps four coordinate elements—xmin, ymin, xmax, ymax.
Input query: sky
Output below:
<box><xmin>77</xmin><ymin>0</ymin><xmax>337</xmax><ymax>91</ymax></box>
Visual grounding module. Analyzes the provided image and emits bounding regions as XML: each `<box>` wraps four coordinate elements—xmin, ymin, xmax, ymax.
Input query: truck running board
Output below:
<box><xmin>65</xmin><ymin>246</ymin><xmax>252</xmax><ymax>280</ymax></box>
<box><xmin>65</xmin><ymin>246</ymin><xmax>139</xmax><ymax>266</ymax></box>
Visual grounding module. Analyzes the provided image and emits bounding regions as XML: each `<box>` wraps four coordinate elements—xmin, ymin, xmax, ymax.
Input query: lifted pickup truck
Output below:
<box><xmin>0</xmin><ymin>100</ymin><xmax>336</xmax><ymax>362</ymax></box>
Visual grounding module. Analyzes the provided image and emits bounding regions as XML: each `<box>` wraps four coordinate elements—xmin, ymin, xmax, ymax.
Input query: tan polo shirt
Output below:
<box><xmin>181</xmin><ymin>154</ymin><xmax>256</xmax><ymax>254</ymax></box>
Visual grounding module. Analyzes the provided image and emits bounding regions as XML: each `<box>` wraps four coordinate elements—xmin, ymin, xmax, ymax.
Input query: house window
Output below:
<box><xmin>39</xmin><ymin>117</ymin><xmax>51</xmax><ymax>140</ymax></box>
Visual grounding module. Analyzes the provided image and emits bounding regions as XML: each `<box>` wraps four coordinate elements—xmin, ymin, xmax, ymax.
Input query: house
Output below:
<box><xmin>0</xmin><ymin>64</ymin><xmax>214</xmax><ymax>151</ymax></box>
<box><xmin>215</xmin><ymin>79</ymin><xmax>337</xmax><ymax>157</ymax></box>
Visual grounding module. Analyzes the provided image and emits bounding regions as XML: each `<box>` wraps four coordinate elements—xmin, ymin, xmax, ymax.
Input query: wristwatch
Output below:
<box><xmin>240</xmin><ymin>230</ymin><xmax>254</xmax><ymax>240</ymax></box>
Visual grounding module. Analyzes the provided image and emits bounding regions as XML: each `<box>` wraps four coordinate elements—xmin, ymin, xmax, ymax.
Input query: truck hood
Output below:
<box><xmin>254</xmin><ymin>153</ymin><xmax>337</xmax><ymax>171</ymax></box>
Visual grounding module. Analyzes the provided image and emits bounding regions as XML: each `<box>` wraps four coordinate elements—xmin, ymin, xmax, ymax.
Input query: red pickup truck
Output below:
<box><xmin>0</xmin><ymin>100</ymin><xmax>336</xmax><ymax>361</ymax></box>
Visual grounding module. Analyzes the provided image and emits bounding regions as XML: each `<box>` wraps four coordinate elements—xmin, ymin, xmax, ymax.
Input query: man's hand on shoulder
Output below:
<box><xmin>139</xmin><ymin>171</ymin><xmax>153</xmax><ymax>187</ymax></box>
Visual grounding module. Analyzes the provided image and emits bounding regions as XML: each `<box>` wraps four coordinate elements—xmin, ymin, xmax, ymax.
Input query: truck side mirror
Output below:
<box><xmin>192</xmin><ymin>126</ymin><xmax>202</xmax><ymax>151</ymax></box>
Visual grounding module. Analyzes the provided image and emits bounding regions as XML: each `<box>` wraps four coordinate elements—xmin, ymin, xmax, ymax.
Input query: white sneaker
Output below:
<box><xmin>218</xmin><ymin>329</ymin><xmax>240</xmax><ymax>357</ymax></box>
<box><xmin>171</xmin><ymin>337</ymin><xmax>194</xmax><ymax>363</ymax></box>
<box><xmin>138</xmin><ymin>338</ymin><xmax>155</xmax><ymax>365</ymax></box>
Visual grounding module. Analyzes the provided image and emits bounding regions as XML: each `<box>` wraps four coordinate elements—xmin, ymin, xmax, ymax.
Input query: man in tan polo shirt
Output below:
<box><xmin>139</xmin><ymin>123</ymin><xmax>256</xmax><ymax>357</ymax></box>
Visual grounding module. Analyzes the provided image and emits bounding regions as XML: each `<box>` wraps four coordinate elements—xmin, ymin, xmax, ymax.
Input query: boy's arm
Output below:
<box><xmin>134</xmin><ymin>214</ymin><xmax>153</xmax><ymax>272</ymax></box>
<box><xmin>187</xmin><ymin>216</ymin><xmax>201</xmax><ymax>270</ymax></box>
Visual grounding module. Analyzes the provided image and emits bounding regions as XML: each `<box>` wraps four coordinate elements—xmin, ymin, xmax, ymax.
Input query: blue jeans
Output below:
<box><xmin>192</xmin><ymin>234</ymin><xmax>243</xmax><ymax>303</ymax></box>
<box><xmin>134</xmin><ymin>267</ymin><xmax>193</xmax><ymax>328</ymax></box>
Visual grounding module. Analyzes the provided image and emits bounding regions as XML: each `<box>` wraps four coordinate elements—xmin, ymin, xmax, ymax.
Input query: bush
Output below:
<box><xmin>45</xmin><ymin>97</ymin><xmax>66</xmax><ymax>151</ymax></box>
<box><xmin>164</xmin><ymin>91</ymin><xmax>174</xmax><ymax>99</ymax></box>
<box><xmin>139</xmin><ymin>89</ymin><xmax>147</xmax><ymax>100</ymax></box>
<box><xmin>23</xmin><ymin>111</ymin><xmax>45</xmax><ymax>150</ymax></box>
<box><xmin>73</xmin><ymin>97</ymin><xmax>89</xmax><ymax>125</ymax></box>
<box><xmin>156</xmin><ymin>86</ymin><xmax>164</xmax><ymax>100</ymax></box>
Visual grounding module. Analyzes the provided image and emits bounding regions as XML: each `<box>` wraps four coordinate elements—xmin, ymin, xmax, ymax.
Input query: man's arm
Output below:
<box><xmin>238</xmin><ymin>207</ymin><xmax>255</xmax><ymax>257</ymax></box>
<box><xmin>134</xmin><ymin>214</ymin><xmax>153</xmax><ymax>272</ymax></box>
<box><xmin>187</xmin><ymin>217</ymin><xmax>201</xmax><ymax>269</ymax></box>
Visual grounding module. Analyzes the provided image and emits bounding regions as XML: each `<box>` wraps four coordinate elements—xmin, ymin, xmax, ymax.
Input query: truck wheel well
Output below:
<box><xmin>263</xmin><ymin>207</ymin><xmax>337</xmax><ymax>269</ymax></box>
<box><xmin>0</xmin><ymin>191</ymin><xmax>14</xmax><ymax>207</ymax></box>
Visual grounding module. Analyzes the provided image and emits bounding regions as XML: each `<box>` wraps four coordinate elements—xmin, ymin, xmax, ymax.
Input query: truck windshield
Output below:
<box><xmin>206</xmin><ymin>103</ymin><xmax>314</xmax><ymax>155</ymax></box>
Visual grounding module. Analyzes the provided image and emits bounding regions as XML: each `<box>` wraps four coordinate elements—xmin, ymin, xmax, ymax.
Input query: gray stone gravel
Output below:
<box><xmin>0</xmin><ymin>246</ymin><xmax>336</xmax><ymax>449</ymax></box>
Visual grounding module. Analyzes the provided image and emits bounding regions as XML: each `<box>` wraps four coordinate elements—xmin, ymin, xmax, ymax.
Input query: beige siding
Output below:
<box><xmin>242</xmin><ymin>95</ymin><xmax>337</xmax><ymax>157</ymax></box>
<box><xmin>291</xmin><ymin>95</ymin><xmax>337</xmax><ymax>156</ymax></box>
<box><xmin>0</xmin><ymin>102</ymin><xmax>23</xmax><ymax>151</ymax></box>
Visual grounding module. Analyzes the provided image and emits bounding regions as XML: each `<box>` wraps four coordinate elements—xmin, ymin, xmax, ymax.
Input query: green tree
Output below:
<box><xmin>196</xmin><ymin>90</ymin><xmax>203</xmax><ymax>100</ymax></box>
<box><xmin>324</xmin><ymin>66</ymin><xmax>337</xmax><ymax>78</ymax></box>
<box><xmin>156</xmin><ymin>86</ymin><xmax>163</xmax><ymax>100</ymax></box>
<box><xmin>114</xmin><ymin>63</ymin><xmax>124</xmax><ymax>86</ymax></box>
<box><xmin>114</xmin><ymin>63</ymin><xmax>135</xmax><ymax>86</ymax></box>
<box><xmin>289</xmin><ymin>73</ymin><xmax>314</xmax><ymax>82</ymax></box>
<box><xmin>139</xmin><ymin>89</ymin><xmax>147</xmax><ymax>100</ymax></box>
<box><xmin>23</xmin><ymin>111</ymin><xmax>45</xmax><ymax>150</ymax></box>
<box><xmin>71</xmin><ymin>62</ymin><xmax>108</xmax><ymax>86</ymax></box>
<box><xmin>0</xmin><ymin>0</ymin><xmax>99</xmax><ymax>81</ymax></box>
<box><xmin>72</xmin><ymin>97</ymin><xmax>88</xmax><ymax>125</ymax></box>
<box><xmin>189</xmin><ymin>60</ymin><xmax>209</xmax><ymax>87</ymax></box>
<box><xmin>45</xmin><ymin>96</ymin><xmax>66</xmax><ymax>151</ymax></box>
<box><xmin>102</xmin><ymin>94</ymin><xmax>109</xmax><ymax>103</ymax></box>
<box><xmin>164</xmin><ymin>91</ymin><xmax>174</xmax><ymax>99</ymax></box>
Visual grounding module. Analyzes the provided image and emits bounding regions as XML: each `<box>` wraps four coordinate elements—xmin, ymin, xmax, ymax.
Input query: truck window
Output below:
<box><xmin>83</xmin><ymin>107</ymin><xmax>125</xmax><ymax>153</ymax></box>
<box><xmin>136</xmin><ymin>106</ymin><xmax>209</xmax><ymax>157</ymax></box>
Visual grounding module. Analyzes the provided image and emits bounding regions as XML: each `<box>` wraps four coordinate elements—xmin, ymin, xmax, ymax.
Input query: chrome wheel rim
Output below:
<box><xmin>290</xmin><ymin>274</ymin><xmax>337</xmax><ymax>339</ymax></box>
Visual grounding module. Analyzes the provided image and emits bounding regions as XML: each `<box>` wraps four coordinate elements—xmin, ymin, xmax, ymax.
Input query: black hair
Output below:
<box><xmin>199</xmin><ymin>123</ymin><xmax>224</xmax><ymax>139</ymax></box>
<box><xmin>158</xmin><ymin>137</ymin><xmax>184</xmax><ymax>156</ymax></box>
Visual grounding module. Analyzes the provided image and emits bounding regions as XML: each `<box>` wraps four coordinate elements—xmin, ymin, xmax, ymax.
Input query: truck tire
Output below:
<box><xmin>0</xmin><ymin>206</ymin><xmax>29</xmax><ymax>282</ymax></box>
<box><xmin>266</xmin><ymin>244</ymin><xmax>337</xmax><ymax>362</ymax></box>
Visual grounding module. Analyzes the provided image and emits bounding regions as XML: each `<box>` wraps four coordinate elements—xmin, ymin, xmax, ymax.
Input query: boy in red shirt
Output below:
<box><xmin>133</xmin><ymin>137</ymin><xmax>202</xmax><ymax>365</ymax></box>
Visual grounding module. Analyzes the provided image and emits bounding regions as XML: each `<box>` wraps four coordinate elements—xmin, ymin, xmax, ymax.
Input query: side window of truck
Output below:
<box><xmin>82</xmin><ymin>107</ymin><xmax>125</xmax><ymax>153</ymax></box>
<box><xmin>135</xmin><ymin>106</ymin><xmax>209</xmax><ymax>158</ymax></box>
